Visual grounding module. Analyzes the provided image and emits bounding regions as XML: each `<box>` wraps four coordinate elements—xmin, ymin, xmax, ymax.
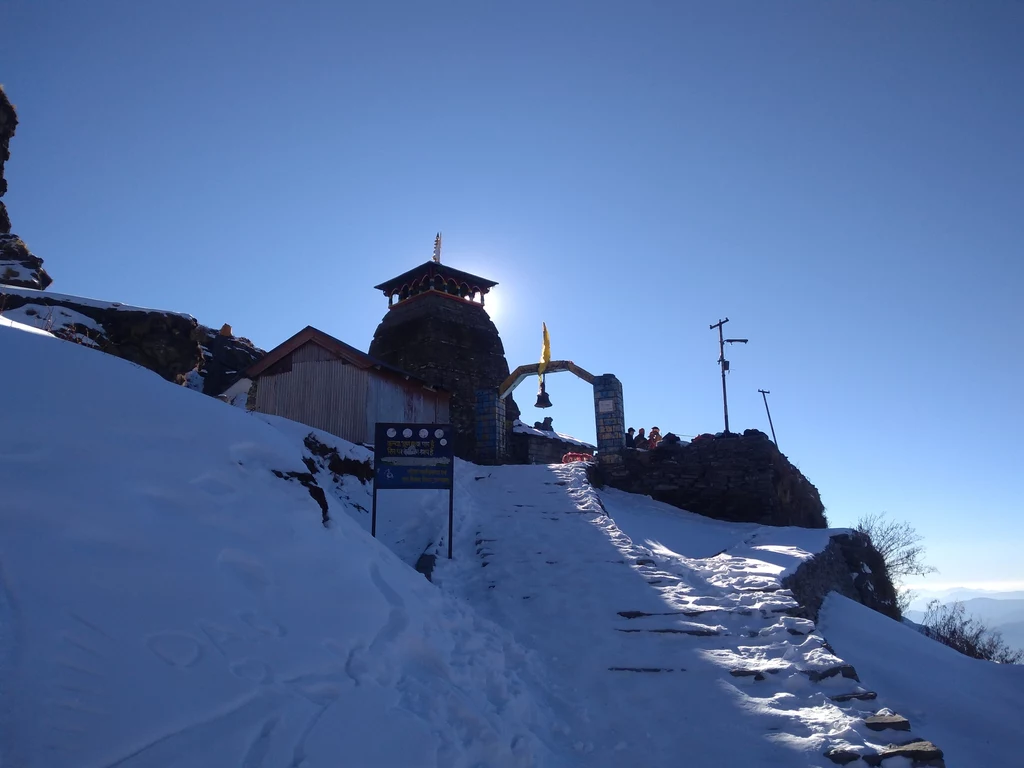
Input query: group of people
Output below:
<box><xmin>626</xmin><ymin>426</ymin><xmax>665</xmax><ymax>450</ymax></box>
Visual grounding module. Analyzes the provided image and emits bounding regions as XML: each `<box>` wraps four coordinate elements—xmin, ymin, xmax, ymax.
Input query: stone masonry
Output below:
<box><xmin>593</xmin><ymin>374</ymin><xmax>625</xmax><ymax>466</ymax></box>
<box><xmin>369</xmin><ymin>292</ymin><xmax>519</xmax><ymax>461</ymax></box>
<box><xmin>475</xmin><ymin>388</ymin><xmax>507</xmax><ymax>465</ymax></box>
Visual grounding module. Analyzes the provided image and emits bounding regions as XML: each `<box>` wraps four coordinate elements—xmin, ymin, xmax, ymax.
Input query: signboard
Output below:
<box><xmin>373</xmin><ymin>423</ymin><xmax>453</xmax><ymax>490</ymax></box>
<box><xmin>597</xmin><ymin>399</ymin><xmax>615</xmax><ymax>413</ymax></box>
<box><xmin>372</xmin><ymin>423</ymin><xmax>455</xmax><ymax>559</ymax></box>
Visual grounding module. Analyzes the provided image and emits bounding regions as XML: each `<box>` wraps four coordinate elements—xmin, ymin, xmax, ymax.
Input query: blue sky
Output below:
<box><xmin>3</xmin><ymin>0</ymin><xmax>1022</xmax><ymax>588</ymax></box>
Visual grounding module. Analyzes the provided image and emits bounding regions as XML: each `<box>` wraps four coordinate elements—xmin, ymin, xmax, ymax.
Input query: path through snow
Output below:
<box><xmin>436</xmin><ymin>463</ymin><xmax>944</xmax><ymax>767</ymax></box>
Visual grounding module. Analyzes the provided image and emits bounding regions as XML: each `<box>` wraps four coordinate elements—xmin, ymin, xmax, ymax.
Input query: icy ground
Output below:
<box><xmin>2</xmin><ymin>321</ymin><xmax>1021</xmax><ymax>767</ymax></box>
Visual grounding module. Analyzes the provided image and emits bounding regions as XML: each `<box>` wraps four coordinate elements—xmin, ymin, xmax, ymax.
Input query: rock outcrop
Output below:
<box><xmin>0</xmin><ymin>85</ymin><xmax>15</xmax><ymax>234</ymax></box>
<box><xmin>0</xmin><ymin>287</ymin><xmax>202</xmax><ymax>382</ymax></box>
<box><xmin>191</xmin><ymin>325</ymin><xmax>265</xmax><ymax>396</ymax></box>
<box><xmin>782</xmin><ymin>531</ymin><xmax>901</xmax><ymax>621</ymax></box>
<box><xmin>0</xmin><ymin>86</ymin><xmax>51</xmax><ymax>289</ymax></box>
<box><xmin>0</xmin><ymin>234</ymin><xmax>52</xmax><ymax>290</ymax></box>
<box><xmin>602</xmin><ymin>429</ymin><xmax>827</xmax><ymax>528</ymax></box>
<box><xmin>0</xmin><ymin>287</ymin><xmax>263</xmax><ymax>392</ymax></box>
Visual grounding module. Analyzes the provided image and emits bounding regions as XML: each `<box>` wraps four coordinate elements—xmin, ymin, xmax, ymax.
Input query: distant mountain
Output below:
<box><xmin>904</xmin><ymin>596</ymin><xmax>1024</xmax><ymax>653</ymax></box>
<box><xmin>907</xmin><ymin>588</ymin><xmax>1024</xmax><ymax>611</ymax></box>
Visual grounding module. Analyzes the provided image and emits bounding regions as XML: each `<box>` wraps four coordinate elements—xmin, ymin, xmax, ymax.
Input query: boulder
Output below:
<box><xmin>602</xmin><ymin>429</ymin><xmax>827</xmax><ymax>528</ymax></box>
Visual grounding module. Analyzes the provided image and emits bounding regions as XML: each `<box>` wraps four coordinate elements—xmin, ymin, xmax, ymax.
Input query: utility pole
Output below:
<box><xmin>758</xmin><ymin>389</ymin><xmax>778</xmax><ymax>448</ymax></box>
<box><xmin>710</xmin><ymin>318</ymin><xmax>748</xmax><ymax>433</ymax></box>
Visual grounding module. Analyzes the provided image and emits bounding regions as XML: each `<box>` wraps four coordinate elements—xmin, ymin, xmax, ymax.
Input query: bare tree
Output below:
<box><xmin>856</xmin><ymin>512</ymin><xmax>937</xmax><ymax>613</ymax></box>
<box><xmin>923</xmin><ymin>600</ymin><xmax>1023</xmax><ymax>664</ymax></box>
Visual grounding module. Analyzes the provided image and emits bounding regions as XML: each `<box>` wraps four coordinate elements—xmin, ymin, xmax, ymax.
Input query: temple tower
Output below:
<box><xmin>368</xmin><ymin>236</ymin><xmax>518</xmax><ymax>460</ymax></box>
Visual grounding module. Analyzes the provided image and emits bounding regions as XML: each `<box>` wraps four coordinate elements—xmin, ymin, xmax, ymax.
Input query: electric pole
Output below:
<box><xmin>710</xmin><ymin>318</ymin><xmax>748</xmax><ymax>434</ymax></box>
<box><xmin>758</xmin><ymin>389</ymin><xmax>778</xmax><ymax>448</ymax></box>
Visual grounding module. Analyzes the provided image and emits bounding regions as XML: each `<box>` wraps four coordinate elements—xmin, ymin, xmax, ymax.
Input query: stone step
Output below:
<box><xmin>803</xmin><ymin>664</ymin><xmax>860</xmax><ymax>683</ymax></box>
<box><xmin>615</xmin><ymin>628</ymin><xmax>720</xmax><ymax>637</ymax></box>
<box><xmin>617</xmin><ymin>608</ymin><xmax>730</xmax><ymax>619</ymax></box>
<box><xmin>830</xmin><ymin>691</ymin><xmax>878</xmax><ymax>703</ymax></box>
<box><xmin>729</xmin><ymin>668</ymin><xmax>784</xmax><ymax>681</ymax></box>
<box><xmin>862</xmin><ymin>740</ymin><xmax>945</xmax><ymax>767</ymax></box>
<box><xmin>864</xmin><ymin>713</ymin><xmax>911</xmax><ymax>732</ymax></box>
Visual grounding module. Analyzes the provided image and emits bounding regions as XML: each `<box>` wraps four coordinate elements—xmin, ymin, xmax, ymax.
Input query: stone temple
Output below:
<box><xmin>368</xmin><ymin>239</ymin><xmax>519</xmax><ymax>461</ymax></box>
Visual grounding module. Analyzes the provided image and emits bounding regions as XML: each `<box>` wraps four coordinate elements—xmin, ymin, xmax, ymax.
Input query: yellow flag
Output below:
<box><xmin>538</xmin><ymin>322</ymin><xmax>550</xmax><ymax>378</ymax></box>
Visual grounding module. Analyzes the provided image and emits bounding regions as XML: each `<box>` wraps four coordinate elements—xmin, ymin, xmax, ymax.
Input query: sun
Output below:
<box><xmin>484</xmin><ymin>290</ymin><xmax>503</xmax><ymax>322</ymax></box>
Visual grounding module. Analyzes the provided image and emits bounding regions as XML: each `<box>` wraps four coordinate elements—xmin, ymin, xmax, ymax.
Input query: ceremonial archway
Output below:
<box><xmin>474</xmin><ymin>361</ymin><xmax>625</xmax><ymax>465</ymax></box>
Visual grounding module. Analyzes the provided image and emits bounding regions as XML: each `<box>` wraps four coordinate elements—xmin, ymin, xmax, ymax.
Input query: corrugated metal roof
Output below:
<box><xmin>245</xmin><ymin>326</ymin><xmax>448</xmax><ymax>395</ymax></box>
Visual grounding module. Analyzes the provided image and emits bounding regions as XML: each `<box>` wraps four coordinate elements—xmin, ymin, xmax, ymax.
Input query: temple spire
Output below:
<box><xmin>432</xmin><ymin>232</ymin><xmax>442</xmax><ymax>263</ymax></box>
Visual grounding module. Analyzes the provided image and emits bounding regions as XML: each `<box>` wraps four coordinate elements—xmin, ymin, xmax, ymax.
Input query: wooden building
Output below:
<box><xmin>245</xmin><ymin>326</ymin><xmax>450</xmax><ymax>446</ymax></box>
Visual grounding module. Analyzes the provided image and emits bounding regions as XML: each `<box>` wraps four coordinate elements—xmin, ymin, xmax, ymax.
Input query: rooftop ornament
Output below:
<box><xmin>373</xmin><ymin>234</ymin><xmax>497</xmax><ymax>309</ymax></box>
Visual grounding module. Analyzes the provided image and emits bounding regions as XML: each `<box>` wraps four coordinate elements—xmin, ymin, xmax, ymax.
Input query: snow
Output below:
<box><xmin>3</xmin><ymin>321</ymin><xmax>1021</xmax><ymax>767</ymax></box>
<box><xmin>219</xmin><ymin>376</ymin><xmax>253</xmax><ymax>405</ymax></box>
<box><xmin>820</xmin><ymin>593</ymin><xmax>1024</xmax><ymax>766</ymax></box>
<box><xmin>512</xmin><ymin>419</ymin><xmax>595</xmax><ymax>449</ymax></box>
<box><xmin>0</xmin><ymin>314</ymin><xmax>54</xmax><ymax>337</ymax></box>
<box><xmin>0</xmin><ymin>284</ymin><xmax>195</xmax><ymax>317</ymax></box>
<box><xmin>0</xmin><ymin>328</ymin><xmax>551</xmax><ymax>768</ymax></box>
<box><xmin>0</xmin><ymin>262</ymin><xmax>37</xmax><ymax>284</ymax></box>
<box><xmin>434</xmin><ymin>469</ymin><xmax>907</xmax><ymax>765</ymax></box>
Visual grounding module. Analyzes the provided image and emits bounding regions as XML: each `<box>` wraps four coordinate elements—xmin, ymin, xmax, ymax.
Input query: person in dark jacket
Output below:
<box><xmin>634</xmin><ymin>427</ymin><xmax>649</xmax><ymax>450</ymax></box>
<box><xmin>625</xmin><ymin>427</ymin><xmax>636</xmax><ymax>448</ymax></box>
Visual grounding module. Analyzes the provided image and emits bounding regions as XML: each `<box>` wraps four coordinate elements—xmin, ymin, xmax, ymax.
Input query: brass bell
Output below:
<box><xmin>535</xmin><ymin>378</ymin><xmax>552</xmax><ymax>409</ymax></box>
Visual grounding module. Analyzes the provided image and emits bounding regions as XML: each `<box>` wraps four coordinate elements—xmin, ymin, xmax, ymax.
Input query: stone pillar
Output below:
<box><xmin>593</xmin><ymin>374</ymin><xmax>625</xmax><ymax>466</ymax></box>
<box><xmin>475</xmin><ymin>388</ymin><xmax>506</xmax><ymax>465</ymax></box>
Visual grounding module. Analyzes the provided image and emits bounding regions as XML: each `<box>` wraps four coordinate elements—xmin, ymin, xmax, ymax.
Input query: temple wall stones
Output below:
<box><xmin>369</xmin><ymin>292</ymin><xmax>518</xmax><ymax>460</ymax></box>
<box><xmin>593</xmin><ymin>374</ymin><xmax>625</xmax><ymax>467</ymax></box>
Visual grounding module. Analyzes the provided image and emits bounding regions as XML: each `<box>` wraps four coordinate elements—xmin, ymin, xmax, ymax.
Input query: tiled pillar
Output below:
<box><xmin>593</xmin><ymin>374</ymin><xmax>625</xmax><ymax>466</ymax></box>
<box><xmin>475</xmin><ymin>388</ymin><xmax>506</xmax><ymax>465</ymax></box>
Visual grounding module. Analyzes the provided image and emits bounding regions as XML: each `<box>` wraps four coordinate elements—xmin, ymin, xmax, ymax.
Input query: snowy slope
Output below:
<box><xmin>4</xmin><ymin>319</ymin><xmax>1022</xmax><ymax>768</ymax></box>
<box><xmin>0</xmin><ymin>325</ymin><xmax>552</xmax><ymax>768</ymax></box>
<box><xmin>821</xmin><ymin>594</ymin><xmax>1024</xmax><ymax>766</ymax></box>
<box><xmin>434</xmin><ymin>470</ymin><xmax>958</xmax><ymax>767</ymax></box>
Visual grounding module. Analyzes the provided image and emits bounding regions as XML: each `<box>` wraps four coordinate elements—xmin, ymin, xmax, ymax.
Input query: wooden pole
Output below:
<box><xmin>758</xmin><ymin>389</ymin><xmax>778</xmax><ymax>448</ymax></box>
<box><xmin>710</xmin><ymin>318</ymin><xmax>730</xmax><ymax>433</ymax></box>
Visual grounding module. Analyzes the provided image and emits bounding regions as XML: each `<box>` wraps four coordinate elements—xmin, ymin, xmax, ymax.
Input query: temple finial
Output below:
<box><xmin>432</xmin><ymin>232</ymin><xmax>442</xmax><ymax>263</ymax></box>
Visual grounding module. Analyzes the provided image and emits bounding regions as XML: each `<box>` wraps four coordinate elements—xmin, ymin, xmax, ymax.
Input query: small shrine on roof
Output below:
<box><xmin>372</xmin><ymin>233</ymin><xmax>497</xmax><ymax>308</ymax></box>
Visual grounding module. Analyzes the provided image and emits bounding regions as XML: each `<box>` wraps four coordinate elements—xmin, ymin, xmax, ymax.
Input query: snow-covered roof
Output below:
<box><xmin>512</xmin><ymin>419</ymin><xmax>596</xmax><ymax>450</ymax></box>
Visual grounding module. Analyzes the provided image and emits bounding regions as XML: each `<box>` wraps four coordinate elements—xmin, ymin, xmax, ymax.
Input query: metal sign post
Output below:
<box><xmin>372</xmin><ymin>423</ymin><xmax>455</xmax><ymax>559</ymax></box>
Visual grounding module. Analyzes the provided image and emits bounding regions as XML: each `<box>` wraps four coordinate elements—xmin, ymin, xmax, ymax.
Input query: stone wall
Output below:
<box><xmin>474</xmin><ymin>388</ymin><xmax>507</xmax><ymax>465</ymax></box>
<box><xmin>600</xmin><ymin>429</ymin><xmax>827</xmax><ymax>528</ymax></box>
<box><xmin>369</xmin><ymin>292</ymin><xmax>519</xmax><ymax>460</ymax></box>
<box><xmin>783</xmin><ymin>532</ymin><xmax>901</xmax><ymax>621</ymax></box>
<box><xmin>510</xmin><ymin>431</ymin><xmax>593</xmax><ymax>465</ymax></box>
